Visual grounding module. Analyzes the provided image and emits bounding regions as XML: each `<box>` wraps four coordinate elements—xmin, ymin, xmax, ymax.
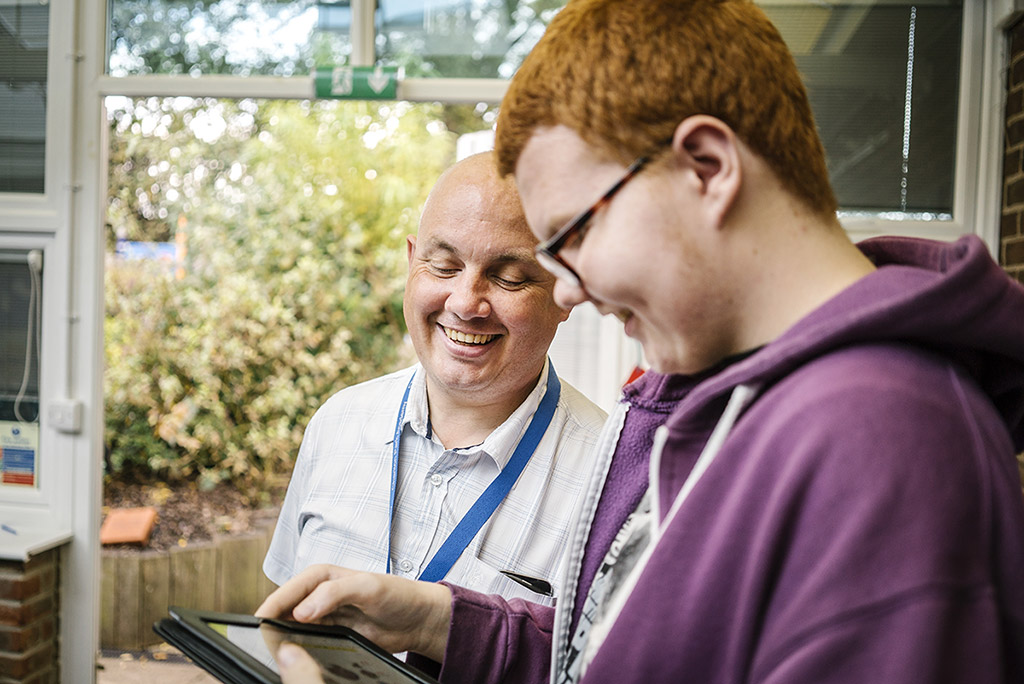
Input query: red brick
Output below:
<box><xmin>1012</xmin><ymin>57</ymin><xmax>1024</xmax><ymax>89</ymax></box>
<box><xmin>1007</xmin><ymin>88</ymin><xmax>1024</xmax><ymax>119</ymax></box>
<box><xmin>1005</xmin><ymin>238</ymin><xmax>1024</xmax><ymax>266</ymax></box>
<box><xmin>1005</xmin><ymin>147</ymin><xmax>1022</xmax><ymax>176</ymax></box>
<box><xmin>1006</xmin><ymin>177</ymin><xmax>1024</xmax><ymax>207</ymax></box>
<box><xmin>15</xmin><ymin>668</ymin><xmax>57</xmax><ymax>684</ymax></box>
<box><xmin>0</xmin><ymin>552</ymin><xmax>56</xmax><ymax>578</ymax></box>
<box><xmin>1008</xmin><ymin>118</ymin><xmax>1024</xmax><ymax>148</ymax></box>
<box><xmin>1011</xmin><ymin>21</ymin><xmax>1024</xmax><ymax>56</ymax></box>
<box><xmin>0</xmin><ymin>616</ymin><xmax>54</xmax><ymax>651</ymax></box>
<box><xmin>0</xmin><ymin>594</ymin><xmax>53</xmax><ymax>627</ymax></box>
<box><xmin>1001</xmin><ymin>212</ymin><xmax>1019</xmax><ymax>240</ymax></box>
<box><xmin>0</xmin><ymin>575</ymin><xmax>41</xmax><ymax>601</ymax></box>
<box><xmin>0</xmin><ymin>549</ymin><xmax>59</xmax><ymax>682</ymax></box>
<box><xmin>0</xmin><ymin>642</ymin><xmax>55</xmax><ymax>678</ymax></box>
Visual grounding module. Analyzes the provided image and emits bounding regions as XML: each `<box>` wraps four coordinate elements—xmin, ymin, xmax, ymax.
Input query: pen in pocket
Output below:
<box><xmin>499</xmin><ymin>570</ymin><xmax>553</xmax><ymax>597</ymax></box>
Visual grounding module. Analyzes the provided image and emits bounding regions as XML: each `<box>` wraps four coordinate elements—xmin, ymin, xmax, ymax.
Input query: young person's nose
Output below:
<box><xmin>553</xmin><ymin>276</ymin><xmax>588</xmax><ymax>310</ymax></box>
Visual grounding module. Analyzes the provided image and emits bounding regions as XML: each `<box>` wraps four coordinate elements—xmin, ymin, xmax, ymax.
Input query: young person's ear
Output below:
<box><xmin>671</xmin><ymin>115</ymin><xmax>742</xmax><ymax>228</ymax></box>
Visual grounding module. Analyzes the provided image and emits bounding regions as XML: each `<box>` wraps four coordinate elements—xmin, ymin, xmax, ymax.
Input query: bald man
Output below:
<box><xmin>263</xmin><ymin>152</ymin><xmax>607</xmax><ymax>605</ymax></box>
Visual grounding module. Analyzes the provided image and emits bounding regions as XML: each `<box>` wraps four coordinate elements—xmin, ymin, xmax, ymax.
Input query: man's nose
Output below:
<box><xmin>445</xmin><ymin>275</ymin><xmax>492</xmax><ymax>319</ymax></box>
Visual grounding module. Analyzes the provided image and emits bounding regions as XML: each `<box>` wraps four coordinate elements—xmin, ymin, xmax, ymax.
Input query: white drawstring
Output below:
<box><xmin>582</xmin><ymin>383</ymin><xmax>762</xmax><ymax>666</ymax></box>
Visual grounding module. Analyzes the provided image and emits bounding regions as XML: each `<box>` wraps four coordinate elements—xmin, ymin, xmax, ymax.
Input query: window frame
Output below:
<box><xmin>834</xmin><ymin>1</ymin><xmax>999</xmax><ymax>251</ymax></box>
<box><xmin>0</xmin><ymin>0</ymin><xmax>76</xmax><ymax>516</ymax></box>
<box><xmin>94</xmin><ymin>1</ymin><xmax>996</xmax><ymax>251</ymax></box>
<box><xmin>0</xmin><ymin>0</ymin><xmax>75</xmax><ymax>232</ymax></box>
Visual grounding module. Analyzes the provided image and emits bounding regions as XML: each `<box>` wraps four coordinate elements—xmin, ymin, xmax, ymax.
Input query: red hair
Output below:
<box><xmin>495</xmin><ymin>0</ymin><xmax>838</xmax><ymax>217</ymax></box>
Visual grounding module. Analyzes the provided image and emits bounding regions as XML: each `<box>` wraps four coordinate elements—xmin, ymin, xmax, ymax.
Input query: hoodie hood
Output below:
<box><xmin>670</xmin><ymin>234</ymin><xmax>1024</xmax><ymax>451</ymax></box>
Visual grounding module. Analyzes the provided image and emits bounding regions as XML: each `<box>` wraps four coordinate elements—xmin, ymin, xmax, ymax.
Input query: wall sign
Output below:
<box><xmin>0</xmin><ymin>421</ymin><xmax>38</xmax><ymax>487</ymax></box>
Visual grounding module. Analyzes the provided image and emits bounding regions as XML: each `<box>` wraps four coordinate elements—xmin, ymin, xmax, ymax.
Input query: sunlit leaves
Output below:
<box><xmin>104</xmin><ymin>97</ymin><xmax>491</xmax><ymax>487</ymax></box>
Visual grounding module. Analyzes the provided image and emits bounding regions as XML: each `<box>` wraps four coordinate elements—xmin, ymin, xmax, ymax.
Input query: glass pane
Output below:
<box><xmin>0</xmin><ymin>0</ymin><xmax>48</xmax><ymax>194</ymax></box>
<box><xmin>105</xmin><ymin>0</ymin><xmax>963</xmax><ymax>219</ymax></box>
<box><xmin>108</xmin><ymin>0</ymin><xmax>558</xmax><ymax>79</ymax></box>
<box><xmin>108</xmin><ymin>0</ymin><xmax>351</xmax><ymax>76</ymax></box>
<box><xmin>0</xmin><ymin>250</ymin><xmax>41</xmax><ymax>423</ymax></box>
<box><xmin>376</xmin><ymin>0</ymin><xmax>561</xmax><ymax>78</ymax></box>
<box><xmin>762</xmin><ymin>1</ymin><xmax>962</xmax><ymax>218</ymax></box>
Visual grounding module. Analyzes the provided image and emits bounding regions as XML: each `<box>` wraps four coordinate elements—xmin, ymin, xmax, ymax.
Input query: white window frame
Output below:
<box><xmin>0</xmin><ymin>0</ymin><xmax>78</xmax><ymax>533</ymax></box>
<box><xmin>93</xmin><ymin>1</ymin><xmax>998</xmax><ymax>246</ymax></box>
<box><xmin>837</xmin><ymin>1</ymin><xmax>1002</xmax><ymax>253</ymax></box>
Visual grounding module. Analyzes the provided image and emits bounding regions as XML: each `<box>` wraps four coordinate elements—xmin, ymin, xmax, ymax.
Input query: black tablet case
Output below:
<box><xmin>153</xmin><ymin>606</ymin><xmax>440</xmax><ymax>684</ymax></box>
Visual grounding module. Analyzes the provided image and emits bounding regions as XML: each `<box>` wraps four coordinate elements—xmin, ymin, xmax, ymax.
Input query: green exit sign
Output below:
<box><xmin>314</xmin><ymin>66</ymin><xmax>401</xmax><ymax>100</ymax></box>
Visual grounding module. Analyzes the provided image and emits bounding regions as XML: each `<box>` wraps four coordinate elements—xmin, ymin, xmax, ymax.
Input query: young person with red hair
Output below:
<box><xmin>265</xmin><ymin>2</ymin><xmax>1024</xmax><ymax>682</ymax></box>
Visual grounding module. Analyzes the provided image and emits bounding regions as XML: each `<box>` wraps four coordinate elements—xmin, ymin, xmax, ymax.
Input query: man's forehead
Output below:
<box><xmin>421</xmin><ymin>235</ymin><xmax>537</xmax><ymax>263</ymax></box>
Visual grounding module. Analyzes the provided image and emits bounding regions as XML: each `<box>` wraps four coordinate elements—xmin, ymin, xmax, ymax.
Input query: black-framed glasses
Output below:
<box><xmin>535</xmin><ymin>154</ymin><xmax>652</xmax><ymax>289</ymax></box>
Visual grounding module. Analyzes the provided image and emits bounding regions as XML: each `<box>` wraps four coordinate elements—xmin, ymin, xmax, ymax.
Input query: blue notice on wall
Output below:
<box><xmin>0</xmin><ymin>421</ymin><xmax>38</xmax><ymax>487</ymax></box>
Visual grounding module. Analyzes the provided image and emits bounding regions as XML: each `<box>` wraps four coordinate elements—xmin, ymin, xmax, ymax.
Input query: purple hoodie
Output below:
<box><xmin>434</xmin><ymin>235</ymin><xmax>1024</xmax><ymax>684</ymax></box>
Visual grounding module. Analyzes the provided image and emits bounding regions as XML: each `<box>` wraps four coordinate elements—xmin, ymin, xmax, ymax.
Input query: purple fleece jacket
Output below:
<box><xmin>430</xmin><ymin>235</ymin><xmax>1024</xmax><ymax>684</ymax></box>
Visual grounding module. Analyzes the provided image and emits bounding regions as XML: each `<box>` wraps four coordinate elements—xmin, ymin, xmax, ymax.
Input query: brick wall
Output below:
<box><xmin>1005</xmin><ymin>17</ymin><xmax>1024</xmax><ymax>488</ymax></box>
<box><xmin>1003</xmin><ymin>17</ymin><xmax>1024</xmax><ymax>282</ymax></box>
<box><xmin>0</xmin><ymin>549</ymin><xmax>59</xmax><ymax>684</ymax></box>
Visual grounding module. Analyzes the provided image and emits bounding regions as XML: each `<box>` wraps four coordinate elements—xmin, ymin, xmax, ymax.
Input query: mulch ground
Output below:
<box><xmin>102</xmin><ymin>479</ymin><xmax>285</xmax><ymax>552</ymax></box>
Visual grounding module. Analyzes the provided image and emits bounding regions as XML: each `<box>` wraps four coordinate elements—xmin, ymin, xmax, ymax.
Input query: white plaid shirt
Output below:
<box><xmin>263</xmin><ymin>361</ymin><xmax>608</xmax><ymax>605</ymax></box>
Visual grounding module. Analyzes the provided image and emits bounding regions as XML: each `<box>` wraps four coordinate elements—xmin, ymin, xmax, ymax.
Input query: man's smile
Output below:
<box><xmin>442</xmin><ymin>325</ymin><xmax>499</xmax><ymax>345</ymax></box>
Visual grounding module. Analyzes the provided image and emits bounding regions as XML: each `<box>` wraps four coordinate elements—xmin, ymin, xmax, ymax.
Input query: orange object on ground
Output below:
<box><xmin>100</xmin><ymin>506</ymin><xmax>158</xmax><ymax>545</ymax></box>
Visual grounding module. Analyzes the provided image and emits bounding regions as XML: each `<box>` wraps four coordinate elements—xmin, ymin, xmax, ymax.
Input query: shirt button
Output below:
<box><xmin>398</xmin><ymin>559</ymin><xmax>413</xmax><ymax>573</ymax></box>
<box><xmin>430</xmin><ymin>474</ymin><xmax>443</xmax><ymax>486</ymax></box>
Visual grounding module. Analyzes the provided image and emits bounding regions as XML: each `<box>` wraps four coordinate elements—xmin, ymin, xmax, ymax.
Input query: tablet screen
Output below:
<box><xmin>205</xmin><ymin>620</ymin><xmax>414</xmax><ymax>684</ymax></box>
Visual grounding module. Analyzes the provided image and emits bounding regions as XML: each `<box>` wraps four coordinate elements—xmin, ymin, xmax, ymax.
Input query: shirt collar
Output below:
<box><xmin>404</xmin><ymin>360</ymin><xmax>553</xmax><ymax>470</ymax></box>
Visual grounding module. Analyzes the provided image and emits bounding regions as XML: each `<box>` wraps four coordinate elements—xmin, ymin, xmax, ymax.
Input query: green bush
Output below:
<box><xmin>104</xmin><ymin>99</ymin><xmax>470</xmax><ymax>491</ymax></box>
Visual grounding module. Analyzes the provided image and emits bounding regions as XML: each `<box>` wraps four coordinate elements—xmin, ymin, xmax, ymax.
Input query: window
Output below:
<box><xmin>105</xmin><ymin>1</ymin><xmax>967</xmax><ymax>228</ymax></box>
<box><xmin>374</xmin><ymin>0</ymin><xmax>558</xmax><ymax>78</ymax></box>
<box><xmin>0</xmin><ymin>249</ymin><xmax>42</xmax><ymax>490</ymax></box>
<box><xmin>108</xmin><ymin>0</ymin><xmax>557</xmax><ymax>79</ymax></box>
<box><xmin>0</xmin><ymin>0</ymin><xmax>49</xmax><ymax>194</ymax></box>
<box><xmin>762</xmin><ymin>1</ymin><xmax>962</xmax><ymax>220</ymax></box>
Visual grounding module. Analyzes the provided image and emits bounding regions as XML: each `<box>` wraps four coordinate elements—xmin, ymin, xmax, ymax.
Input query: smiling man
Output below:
<box><xmin>263</xmin><ymin>151</ymin><xmax>608</xmax><ymax>605</ymax></box>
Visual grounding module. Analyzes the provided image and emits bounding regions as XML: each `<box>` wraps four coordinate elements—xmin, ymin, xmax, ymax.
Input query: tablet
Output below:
<box><xmin>153</xmin><ymin>606</ymin><xmax>440</xmax><ymax>684</ymax></box>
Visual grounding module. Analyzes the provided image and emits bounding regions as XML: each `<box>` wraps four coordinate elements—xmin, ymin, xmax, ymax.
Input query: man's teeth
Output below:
<box><xmin>443</xmin><ymin>327</ymin><xmax>496</xmax><ymax>345</ymax></box>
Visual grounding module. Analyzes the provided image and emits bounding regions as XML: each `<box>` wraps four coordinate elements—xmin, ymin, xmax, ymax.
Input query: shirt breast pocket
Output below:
<box><xmin>448</xmin><ymin>555</ymin><xmax>558</xmax><ymax>607</ymax></box>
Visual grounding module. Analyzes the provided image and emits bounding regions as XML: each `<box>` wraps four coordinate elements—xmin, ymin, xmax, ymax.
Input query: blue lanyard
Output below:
<box><xmin>386</xmin><ymin>363</ymin><xmax>561</xmax><ymax>581</ymax></box>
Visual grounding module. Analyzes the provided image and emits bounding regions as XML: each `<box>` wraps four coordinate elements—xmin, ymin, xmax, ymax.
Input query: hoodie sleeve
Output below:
<box><xmin>434</xmin><ymin>582</ymin><xmax>554</xmax><ymax>684</ymax></box>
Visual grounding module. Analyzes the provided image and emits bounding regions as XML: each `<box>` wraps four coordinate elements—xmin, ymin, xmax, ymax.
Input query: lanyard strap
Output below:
<box><xmin>387</xmin><ymin>364</ymin><xmax>561</xmax><ymax>581</ymax></box>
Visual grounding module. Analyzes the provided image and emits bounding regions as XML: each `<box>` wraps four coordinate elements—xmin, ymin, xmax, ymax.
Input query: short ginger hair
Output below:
<box><xmin>495</xmin><ymin>0</ymin><xmax>838</xmax><ymax>217</ymax></box>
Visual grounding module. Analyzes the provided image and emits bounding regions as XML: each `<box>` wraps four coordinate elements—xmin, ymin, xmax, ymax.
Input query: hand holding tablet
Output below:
<box><xmin>254</xmin><ymin>564</ymin><xmax>452</xmax><ymax>662</ymax></box>
<box><xmin>153</xmin><ymin>606</ymin><xmax>440</xmax><ymax>684</ymax></box>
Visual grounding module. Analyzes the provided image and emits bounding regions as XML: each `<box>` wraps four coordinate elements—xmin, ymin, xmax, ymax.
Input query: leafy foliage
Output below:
<box><xmin>105</xmin><ymin>98</ymin><xmax>486</xmax><ymax>489</ymax></box>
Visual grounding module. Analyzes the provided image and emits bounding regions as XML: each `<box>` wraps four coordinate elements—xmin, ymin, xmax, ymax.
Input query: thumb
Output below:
<box><xmin>276</xmin><ymin>643</ymin><xmax>325</xmax><ymax>684</ymax></box>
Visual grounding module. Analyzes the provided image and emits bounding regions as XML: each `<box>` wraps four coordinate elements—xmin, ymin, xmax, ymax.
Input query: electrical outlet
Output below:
<box><xmin>48</xmin><ymin>400</ymin><xmax>82</xmax><ymax>434</ymax></box>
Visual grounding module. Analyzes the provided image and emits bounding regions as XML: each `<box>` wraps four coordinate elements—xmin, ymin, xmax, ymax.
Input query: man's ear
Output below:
<box><xmin>671</xmin><ymin>115</ymin><xmax>742</xmax><ymax>228</ymax></box>
<box><xmin>406</xmin><ymin>234</ymin><xmax>417</xmax><ymax>267</ymax></box>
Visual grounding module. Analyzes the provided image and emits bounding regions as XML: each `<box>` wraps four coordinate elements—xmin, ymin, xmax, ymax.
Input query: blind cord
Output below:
<box><xmin>14</xmin><ymin>250</ymin><xmax>42</xmax><ymax>423</ymax></box>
